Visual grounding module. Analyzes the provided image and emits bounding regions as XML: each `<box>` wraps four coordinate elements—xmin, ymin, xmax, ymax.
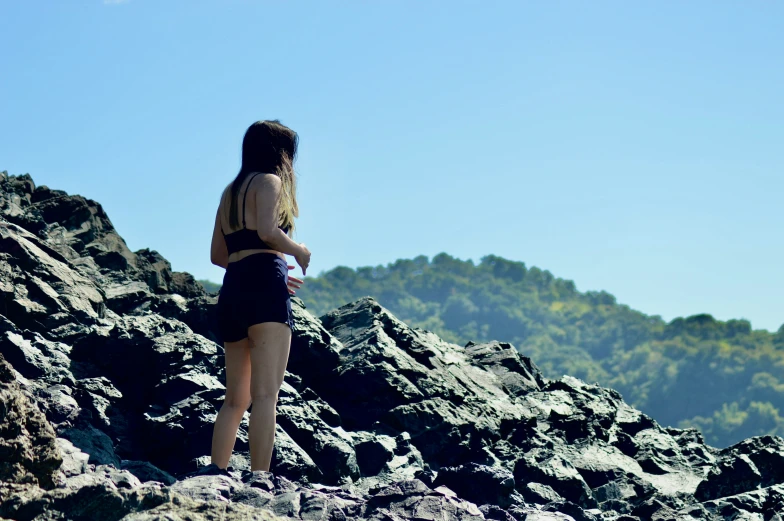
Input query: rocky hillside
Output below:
<box><xmin>2</xmin><ymin>170</ymin><xmax>784</xmax><ymax>521</ymax></box>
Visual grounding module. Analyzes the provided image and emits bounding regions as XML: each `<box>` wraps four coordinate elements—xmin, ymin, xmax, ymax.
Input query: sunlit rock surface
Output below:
<box><xmin>3</xmin><ymin>170</ymin><xmax>784</xmax><ymax>520</ymax></box>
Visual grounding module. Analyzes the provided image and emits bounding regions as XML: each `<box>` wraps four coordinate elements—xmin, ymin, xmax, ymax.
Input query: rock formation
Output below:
<box><xmin>2</xmin><ymin>170</ymin><xmax>784</xmax><ymax>520</ymax></box>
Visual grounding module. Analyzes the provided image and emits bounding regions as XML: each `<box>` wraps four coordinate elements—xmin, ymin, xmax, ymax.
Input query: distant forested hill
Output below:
<box><xmin>197</xmin><ymin>279</ymin><xmax>221</xmax><ymax>295</ymax></box>
<box><xmin>202</xmin><ymin>252</ymin><xmax>784</xmax><ymax>448</ymax></box>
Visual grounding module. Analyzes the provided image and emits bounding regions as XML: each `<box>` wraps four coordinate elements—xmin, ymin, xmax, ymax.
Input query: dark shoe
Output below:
<box><xmin>195</xmin><ymin>462</ymin><xmax>231</xmax><ymax>477</ymax></box>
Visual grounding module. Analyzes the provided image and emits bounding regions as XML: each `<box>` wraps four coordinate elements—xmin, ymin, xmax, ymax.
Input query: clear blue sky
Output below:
<box><xmin>1</xmin><ymin>1</ymin><xmax>782</xmax><ymax>333</ymax></box>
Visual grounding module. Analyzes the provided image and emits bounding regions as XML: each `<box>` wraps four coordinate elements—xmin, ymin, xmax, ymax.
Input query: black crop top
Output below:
<box><xmin>221</xmin><ymin>172</ymin><xmax>290</xmax><ymax>255</ymax></box>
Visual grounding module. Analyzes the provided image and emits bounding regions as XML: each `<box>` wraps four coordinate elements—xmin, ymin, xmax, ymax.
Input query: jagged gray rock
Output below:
<box><xmin>0</xmin><ymin>353</ymin><xmax>62</xmax><ymax>489</ymax></box>
<box><xmin>5</xmin><ymin>170</ymin><xmax>784</xmax><ymax>520</ymax></box>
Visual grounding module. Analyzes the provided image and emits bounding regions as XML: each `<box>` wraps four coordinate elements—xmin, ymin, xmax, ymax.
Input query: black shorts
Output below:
<box><xmin>216</xmin><ymin>253</ymin><xmax>293</xmax><ymax>343</ymax></box>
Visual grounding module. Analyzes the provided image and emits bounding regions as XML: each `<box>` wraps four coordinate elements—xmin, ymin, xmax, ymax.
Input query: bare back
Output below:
<box><xmin>220</xmin><ymin>175</ymin><xmax>285</xmax><ymax>263</ymax></box>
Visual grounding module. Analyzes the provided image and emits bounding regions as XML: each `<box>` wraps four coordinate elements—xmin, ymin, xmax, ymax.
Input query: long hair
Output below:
<box><xmin>227</xmin><ymin>120</ymin><xmax>299</xmax><ymax>236</ymax></box>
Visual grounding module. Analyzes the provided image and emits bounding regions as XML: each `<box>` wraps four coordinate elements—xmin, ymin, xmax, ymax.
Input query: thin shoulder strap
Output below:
<box><xmin>241</xmin><ymin>173</ymin><xmax>261</xmax><ymax>228</ymax></box>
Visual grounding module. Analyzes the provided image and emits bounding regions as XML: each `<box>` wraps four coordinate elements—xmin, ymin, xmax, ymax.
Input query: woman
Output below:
<box><xmin>209</xmin><ymin>120</ymin><xmax>311</xmax><ymax>472</ymax></box>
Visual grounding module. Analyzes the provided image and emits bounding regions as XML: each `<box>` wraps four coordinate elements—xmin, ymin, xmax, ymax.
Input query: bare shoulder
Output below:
<box><xmin>222</xmin><ymin>174</ymin><xmax>279</xmax><ymax>202</ymax></box>
<box><xmin>249</xmin><ymin>172</ymin><xmax>282</xmax><ymax>195</ymax></box>
<box><xmin>251</xmin><ymin>172</ymin><xmax>281</xmax><ymax>186</ymax></box>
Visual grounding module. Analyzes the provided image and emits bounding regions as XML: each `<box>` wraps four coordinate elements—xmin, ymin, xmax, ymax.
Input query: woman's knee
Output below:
<box><xmin>251</xmin><ymin>391</ymin><xmax>279</xmax><ymax>405</ymax></box>
<box><xmin>223</xmin><ymin>394</ymin><xmax>252</xmax><ymax>410</ymax></box>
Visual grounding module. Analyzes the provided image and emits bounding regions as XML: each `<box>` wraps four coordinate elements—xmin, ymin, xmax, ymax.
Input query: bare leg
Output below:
<box><xmin>211</xmin><ymin>338</ymin><xmax>252</xmax><ymax>469</ymax></box>
<box><xmin>247</xmin><ymin>321</ymin><xmax>292</xmax><ymax>471</ymax></box>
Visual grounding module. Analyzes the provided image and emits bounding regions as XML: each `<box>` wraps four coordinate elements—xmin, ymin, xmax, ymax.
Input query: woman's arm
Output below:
<box><xmin>210</xmin><ymin>205</ymin><xmax>229</xmax><ymax>268</ymax></box>
<box><xmin>255</xmin><ymin>174</ymin><xmax>304</xmax><ymax>257</ymax></box>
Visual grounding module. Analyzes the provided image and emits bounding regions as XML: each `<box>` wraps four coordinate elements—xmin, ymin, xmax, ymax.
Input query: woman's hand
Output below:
<box><xmin>294</xmin><ymin>243</ymin><xmax>311</xmax><ymax>276</ymax></box>
<box><xmin>287</xmin><ymin>264</ymin><xmax>303</xmax><ymax>295</ymax></box>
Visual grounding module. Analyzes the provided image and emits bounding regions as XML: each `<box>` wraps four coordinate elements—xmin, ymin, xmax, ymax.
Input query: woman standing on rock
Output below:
<box><xmin>209</xmin><ymin>120</ymin><xmax>311</xmax><ymax>472</ymax></box>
